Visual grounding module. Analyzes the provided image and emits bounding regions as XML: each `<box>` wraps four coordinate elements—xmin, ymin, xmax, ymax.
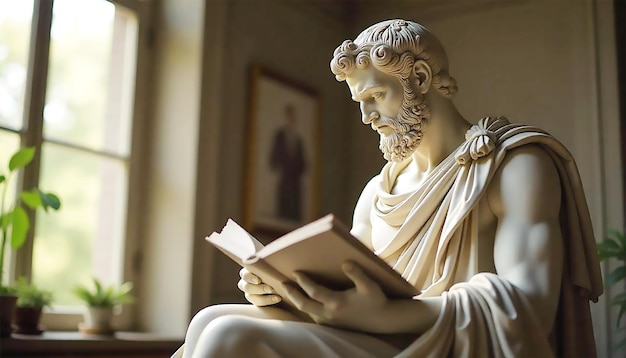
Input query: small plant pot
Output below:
<box><xmin>79</xmin><ymin>306</ymin><xmax>115</xmax><ymax>335</ymax></box>
<box><xmin>0</xmin><ymin>294</ymin><xmax>17</xmax><ymax>338</ymax></box>
<box><xmin>13</xmin><ymin>306</ymin><xmax>43</xmax><ymax>335</ymax></box>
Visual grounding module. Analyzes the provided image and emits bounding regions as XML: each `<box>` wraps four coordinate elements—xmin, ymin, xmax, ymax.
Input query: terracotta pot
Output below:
<box><xmin>0</xmin><ymin>294</ymin><xmax>17</xmax><ymax>338</ymax></box>
<box><xmin>13</xmin><ymin>306</ymin><xmax>43</xmax><ymax>335</ymax></box>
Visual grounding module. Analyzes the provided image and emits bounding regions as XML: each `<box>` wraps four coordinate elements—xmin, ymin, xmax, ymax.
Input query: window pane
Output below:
<box><xmin>43</xmin><ymin>0</ymin><xmax>136</xmax><ymax>156</ymax></box>
<box><xmin>0</xmin><ymin>0</ymin><xmax>33</xmax><ymax>130</ymax></box>
<box><xmin>0</xmin><ymin>130</ymin><xmax>21</xmax><ymax>284</ymax></box>
<box><xmin>32</xmin><ymin>143</ymin><xmax>128</xmax><ymax>305</ymax></box>
<box><xmin>0</xmin><ymin>130</ymin><xmax>21</xmax><ymax>174</ymax></box>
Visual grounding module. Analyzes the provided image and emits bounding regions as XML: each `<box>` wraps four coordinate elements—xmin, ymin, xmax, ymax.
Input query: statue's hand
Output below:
<box><xmin>283</xmin><ymin>261</ymin><xmax>389</xmax><ymax>332</ymax></box>
<box><xmin>238</xmin><ymin>268</ymin><xmax>282</xmax><ymax>306</ymax></box>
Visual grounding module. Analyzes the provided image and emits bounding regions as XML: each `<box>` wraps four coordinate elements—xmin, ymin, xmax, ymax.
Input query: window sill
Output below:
<box><xmin>0</xmin><ymin>331</ymin><xmax>183</xmax><ymax>358</ymax></box>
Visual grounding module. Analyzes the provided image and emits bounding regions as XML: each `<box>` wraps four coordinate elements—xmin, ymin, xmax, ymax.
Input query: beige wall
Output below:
<box><xmin>138</xmin><ymin>0</ymin><xmax>204</xmax><ymax>336</ymax></box>
<box><xmin>139</xmin><ymin>2</ymin><xmax>622</xmax><ymax>355</ymax></box>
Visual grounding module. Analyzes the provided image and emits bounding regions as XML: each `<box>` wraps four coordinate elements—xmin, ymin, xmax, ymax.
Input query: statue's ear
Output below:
<box><xmin>411</xmin><ymin>60</ymin><xmax>432</xmax><ymax>94</ymax></box>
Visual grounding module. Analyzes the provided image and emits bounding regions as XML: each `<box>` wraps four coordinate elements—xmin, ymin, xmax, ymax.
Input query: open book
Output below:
<box><xmin>206</xmin><ymin>214</ymin><xmax>419</xmax><ymax>314</ymax></box>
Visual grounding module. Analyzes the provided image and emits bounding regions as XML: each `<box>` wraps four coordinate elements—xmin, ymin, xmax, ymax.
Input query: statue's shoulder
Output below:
<box><xmin>362</xmin><ymin>174</ymin><xmax>382</xmax><ymax>195</ymax></box>
<box><xmin>488</xmin><ymin>144</ymin><xmax>561</xmax><ymax>206</ymax></box>
<box><xmin>465</xmin><ymin>116</ymin><xmax>562</xmax><ymax>207</ymax></box>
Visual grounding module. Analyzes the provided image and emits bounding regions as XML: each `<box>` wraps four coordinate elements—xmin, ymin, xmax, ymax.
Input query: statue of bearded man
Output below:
<box><xmin>174</xmin><ymin>19</ymin><xmax>602</xmax><ymax>358</ymax></box>
<box><xmin>331</xmin><ymin>19</ymin><xmax>458</xmax><ymax>163</ymax></box>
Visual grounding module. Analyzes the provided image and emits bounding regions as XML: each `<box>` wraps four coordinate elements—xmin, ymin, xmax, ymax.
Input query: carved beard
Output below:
<box><xmin>378</xmin><ymin>97</ymin><xmax>430</xmax><ymax>162</ymax></box>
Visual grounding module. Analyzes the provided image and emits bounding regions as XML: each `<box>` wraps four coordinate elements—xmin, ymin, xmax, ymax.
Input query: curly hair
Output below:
<box><xmin>330</xmin><ymin>19</ymin><xmax>458</xmax><ymax>98</ymax></box>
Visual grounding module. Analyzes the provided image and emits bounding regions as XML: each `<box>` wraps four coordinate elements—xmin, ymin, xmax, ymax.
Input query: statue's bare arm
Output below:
<box><xmin>284</xmin><ymin>145</ymin><xmax>563</xmax><ymax>335</ymax></box>
<box><xmin>350</xmin><ymin>175</ymin><xmax>379</xmax><ymax>250</ymax></box>
<box><xmin>487</xmin><ymin>144</ymin><xmax>563</xmax><ymax>335</ymax></box>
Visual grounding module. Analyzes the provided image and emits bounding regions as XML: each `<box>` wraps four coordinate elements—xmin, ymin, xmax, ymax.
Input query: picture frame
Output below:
<box><xmin>243</xmin><ymin>65</ymin><xmax>321</xmax><ymax>237</ymax></box>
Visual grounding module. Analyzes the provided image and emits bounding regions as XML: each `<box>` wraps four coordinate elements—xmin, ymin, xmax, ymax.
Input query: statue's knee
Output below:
<box><xmin>188</xmin><ymin>306</ymin><xmax>216</xmax><ymax>332</ymax></box>
<box><xmin>186</xmin><ymin>305</ymin><xmax>235</xmax><ymax>344</ymax></box>
<box><xmin>206</xmin><ymin>315</ymin><xmax>265</xmax><ymax>343</ymax></box>
<box><xmin>198</xmin><ymin>315</ymin><xmax>270</xmax><ymax>355</ymax></box>
<box><xmin>191</xmin><ymin>304</ymin><xmax>240</xmax><ymax>328</ymax></box>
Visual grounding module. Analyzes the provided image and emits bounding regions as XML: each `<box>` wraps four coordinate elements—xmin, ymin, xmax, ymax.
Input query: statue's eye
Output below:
<box><xmin>372</xmin><ymin>92</ymin><xmax>383</xmax><ymax>100</ymax></box>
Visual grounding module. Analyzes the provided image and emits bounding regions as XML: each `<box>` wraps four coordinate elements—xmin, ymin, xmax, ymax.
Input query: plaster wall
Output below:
<box><xmin>138</xmin><ymin>0</ymin><xmax>203</xmax><ymax>336</ymax></box>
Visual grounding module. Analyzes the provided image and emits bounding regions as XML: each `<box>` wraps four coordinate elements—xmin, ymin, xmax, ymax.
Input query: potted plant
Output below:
<box><xmin>73</xmin><ymin>277</ymin><xmax>134</xmax><ymax>335</ymax></box>
<box><xmin>0</xmin><ymin>147</ymin><xmax>61</xmax><ymax>337</ymax></box>
<box><xmin>12</xmin><ymin>277</ymin><xmax>53</xmax><ymax>335</ymax></box>
<box><xmin>0</xmin><ymin>285</ymin><xmax>17</xmax><ymax>338</ymax></box>
<box><xmin>597</xmin><ymin>229</ymin><xmax>626</xmax><ymax>354</ymax></box>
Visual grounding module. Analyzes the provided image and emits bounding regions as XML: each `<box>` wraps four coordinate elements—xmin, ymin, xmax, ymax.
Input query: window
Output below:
<box><xmin>0</xmin><ymin>0</ymin><xmax>149</xmax><ymax>327</ymax></box>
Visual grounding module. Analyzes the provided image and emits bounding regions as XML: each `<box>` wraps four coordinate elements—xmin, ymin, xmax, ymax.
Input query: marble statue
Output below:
<box><xmin>174</xmin><ymin>19</ymin><xmax>603</xmax><ymax>357</ymax></box>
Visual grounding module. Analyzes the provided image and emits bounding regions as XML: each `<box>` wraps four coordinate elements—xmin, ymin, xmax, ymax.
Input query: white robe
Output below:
<box><xmin>377</xmin><ymin>116</ymin><xmax>602</xmax><ymax>357</ymax></box>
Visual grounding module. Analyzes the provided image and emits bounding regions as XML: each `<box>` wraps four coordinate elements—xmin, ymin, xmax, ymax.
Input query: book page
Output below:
<box><xmin>205</xmin><ymin>219</ymin><xmax>265</xmax><ymax>262</ymax></box>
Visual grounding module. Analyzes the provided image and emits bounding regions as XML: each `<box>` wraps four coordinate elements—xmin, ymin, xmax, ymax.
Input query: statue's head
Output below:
<box><xmin>331</xmin><ymin>19</ymin><xmax>456</xmax><ymax>97</ymax></box>
<box><xmin>330</xmin><ymin>19</ymin><xmax>458</xmax><ymax>162</ymax></box>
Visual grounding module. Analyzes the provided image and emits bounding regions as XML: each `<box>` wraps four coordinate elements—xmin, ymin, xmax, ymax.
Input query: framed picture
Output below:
<box><xmin>244</xmin><ymin>65</ymin><xmax>321</xmax><ymax>237</ymax></box>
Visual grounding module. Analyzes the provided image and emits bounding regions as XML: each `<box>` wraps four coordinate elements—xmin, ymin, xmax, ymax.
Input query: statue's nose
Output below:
<box><xmin>362</xmin><ymin>111</ymin><xmax>379</xmax><ymax>124</ymax></box>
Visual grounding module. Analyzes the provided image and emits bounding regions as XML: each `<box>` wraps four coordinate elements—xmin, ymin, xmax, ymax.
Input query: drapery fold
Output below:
<box><xmin>398</xmin><ymin>273</ymin><xmax>553</xmax><ymax>358</ymax></box>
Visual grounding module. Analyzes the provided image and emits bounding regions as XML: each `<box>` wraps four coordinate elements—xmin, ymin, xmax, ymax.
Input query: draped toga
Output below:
<box><xmin>374</xmin><ymin>116</ymin><xmax>602</xmax><ymax>357</ymax></box>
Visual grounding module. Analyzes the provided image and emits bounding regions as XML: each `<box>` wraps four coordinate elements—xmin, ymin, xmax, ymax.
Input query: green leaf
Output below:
<box><xmin>605</xmin><ymin>229</ymin><xmax>626</xmax><ymax>251</ymax></box>
<box><xmin>39</xmin><ymin>191</ymin><xmax>61</xmax><ymax>211</ymax></box>
<box><xmin>72</xmin><ymin>278</ymin><xmax>134</xmax><ymax>307</ymax></box>
<box><xmin>8</xmin><ymin>147</ymin><xmax>35</xmax><ymax>172</ymax></box>
<box><xmin>118</xmin><ymin>281</ymin><xmax>133</xmax><ymax>296</ymax></box>
<box><xmin>0</xmin><ymin>175</ymin><xmax>5</xmax><ymax>184</ymax></box>
<box><xmin>606</xmin><ymin>266</ymin><xmax>626</xmax><ymax>287</ymax></box>
<box><xmin>14</xmin><ymin>277</ymin><xmax>54</xmax><ymax>308</ymax></box>
<box><xmin>597</xmin><ymin>241</ymin><xmax>623</xmax><ymax>260</ymax></box>
<box><xmin>616</xmin><ymin>305</ymin><xmax>625</xmax><ymax>327</ymax></box>
<box><xmin>0</xmin><ymin>285</ymin><xmax>17</xmax><ymax>295</ymax></box>
<box><xmin>598</xmin><ymin>250</ymin><xmax>622</xmax><ymax>261</ymax></box>
<box><xmin>612</xmin><ymin>337</ymin><xmax>626</xmax><ymax>354</ymax></box>
<box><xmin>0</xmin><ymin>212</ymin><xmax>11</xmax><ymax>232</ymax></box>
<box><xmin>104</xmin><ymin>286</ymin><xmax>115</xmax><ymax>305</ymax></box>
<box><xmin>21</xmin><ymin>190</ymin><xmax>42</xmax><ymax>209</ymax></box>
<box><xmin>73</xmin><ymin>286</ymin><xmax>94</xmax><ymax>305</ymax></box>
<box><xmin>610</xmin><ymin>229</ymin><xmax>626</xmax><ymax>249</ymax></box>
<box><xmin>611</xmin><ymin>292</ymin><xmax>626</xmax><ymax>306</ymax></box>
<box><xmin>116</xmin><ymin>282</ymin><xmax>134</xmax><ymax>304</ymax></box>
<box><xmin>10</xmin><ymin>207</ymin><xmax>29</xmax><ymax>249</ymax></box>
<box><xmin>94</xmin><ymin>278</ymin><xmax>103</xmax><ymax>295</ymax></box>
<box><xmin>598</xmin><ymin>237</ymin><xmax>620</xmax><ymax>251</ymax></box>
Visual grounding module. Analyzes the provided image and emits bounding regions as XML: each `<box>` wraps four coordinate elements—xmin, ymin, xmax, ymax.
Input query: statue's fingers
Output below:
<box><xmin>238</xmin><ymin>279</ymin><xmax>275</xmax><ymax>295</ymax></box>
<box><xmin>282</xmin><ymin>282</ymin><xmax>324</xmax><ymax>316</ymax></box>
<box><xmin>342</xmin><ymin>262</ymin><xmax>378</xmax><ymax>294</ymax></box>
<box><xmin>239</xmin><ymin>267</ymin><xmax>261</xmax><ymax>284</ymax></box>
<box><xmin>293</xmin><ymin>271</ymin><xmax>337</xmax><ymax>304</ymax></box>
<box><xmin>244</xmin><ymin>293</ymin><xmax>282</xmax><ymax>307</ymax></box>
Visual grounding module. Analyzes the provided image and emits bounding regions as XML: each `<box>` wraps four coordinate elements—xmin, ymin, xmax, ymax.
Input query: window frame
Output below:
<box><xmin>1</xmin><ymin>0</ymin><xmax>153</xmax><ymax>330</ymax></box>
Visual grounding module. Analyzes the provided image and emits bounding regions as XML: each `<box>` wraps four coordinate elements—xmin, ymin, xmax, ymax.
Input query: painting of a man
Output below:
<box><xmin>269</xmin><ymin>105</ymin><xmax>306</xmax><ymax>221</ymax></box>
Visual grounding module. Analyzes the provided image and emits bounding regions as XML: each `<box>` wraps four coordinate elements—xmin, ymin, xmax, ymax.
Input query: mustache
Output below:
<box><xmin>371</xmin><ymin>116</ymin><xmax>398</xmax><ymax>130</ymax></box>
